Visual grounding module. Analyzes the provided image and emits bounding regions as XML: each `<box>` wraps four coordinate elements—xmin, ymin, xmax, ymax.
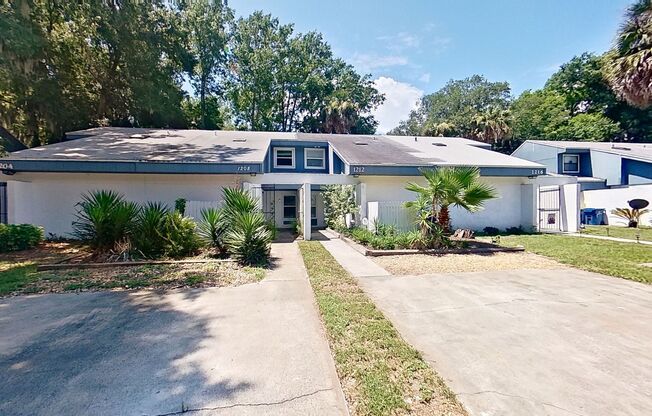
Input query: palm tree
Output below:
<box><xmin>605</xmin><ymin>0</ymin><xmax>652</xmax><ymax>108</ymax></box>
<box><xmin>472</xmin><ymin>107</ymin><xmax>512</xmax><ymax>144</ymax></box>
<box><xmin>611</xmin><ymin>207</ymin><xmax>650</xmax><ymax>227</ymax></box>
<box><xmin>405</xmin><ymin>167</ymin><xmax>498</xmax><ymax>232</ymax></box>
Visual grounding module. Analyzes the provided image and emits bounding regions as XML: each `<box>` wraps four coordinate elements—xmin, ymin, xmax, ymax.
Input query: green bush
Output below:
<box><xmin>72</xmin><ymin>190</ymin><xmax>140</xmax><ymax>251</ymax></box>
<box><xmin>225</xmin><ymin>211</ymin><xmax>272</xmax><ymax>265</ymax></box>
<box><xmin>222</xmin><ymin>187</ymin><xmax>258</xmax><ymax>219</ymax></box>
<box><xmin>160</xmin><ymin>211</ymin><xmax>202</xmax><ymax>258</ymax></box>
<box><xmin>133</xmin><ymin>202</ymin><xmax>169</xmax><ymax>257</ymax></box>
<box><xmin>0</xmin><ymin>224</ymin><xmax>44</xmax><ymax>252</ymax></box>
<box><xmin>483</xmin><ymin>226</ymin><xmax>500</xmax><ymax>236</ymax></box>
<box><xmin>197</xmin><ymin>207</ymin><xmax>227</xmax><ymax>251</ymax></box>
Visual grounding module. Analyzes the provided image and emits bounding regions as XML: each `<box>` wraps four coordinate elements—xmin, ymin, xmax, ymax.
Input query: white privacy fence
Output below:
<box><xmin>185</xmin><ymin>200</ymin><xmax>222</xmax><ymax>221</ymax></box>
<box><xmin>366</xmin><ymin>201</ymin><xmax>416</xmax><ymax>232</ymax></box>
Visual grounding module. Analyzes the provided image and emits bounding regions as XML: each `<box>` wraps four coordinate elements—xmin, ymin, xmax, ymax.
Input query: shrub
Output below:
<box><xmin>133</xmin><ymin>202</ymin><xmax>169</xmax><ymax>257</ymax></box>
<box><xmin>225</xmin><ymin>211</ymin><xmax>272</xmax><ymax>265</ymax></box>
<box><xmin>160</xmin><ymin>212</ymin><xmax>202</xmax><ymax>258</ymax></box>
<box><xmin>322</xmin><ymin>184</ymin><xmax>358</xmax><ymax>229</ymax></box>
<box><xmin>0</xmin><ymin>224</ymin><xmax>44</xmax><ymax>252</ymax></box>
<box><xmin>505</xmin><ymin>226</ymin><xmax>524</xmax><ymax>235</ymax></box>
<box><xmin>395</xmin><ymin>230</ymin><xmax>421</xmax><ymax>249</ymax></box>
<box><xmin>350</xmin><ymin>227</ymin><xmax>374</xmax><ymax>245</ymax></box>
<box><xmin>483</xmin><ymin>226</ymin><xmax>500</xmax><ymax>236</ymax></box>
<box><xmin>174</xmin><ymin>198</ymin><xmax>187</xmax><ymax>215</ymax></box>
<box><xmin>72</xmin><ymin>190</ymin><xmax>140</xmax><ymax>251</ymax></box>
<box><xmin>370</xmin><ymin>235</ymin><xmax>396</xmax><ymax>250</ymax></box>
<box><xmin>197</xmin><ymin>207</ymin><xmax>227</xmax><ymax>251</ymax></box>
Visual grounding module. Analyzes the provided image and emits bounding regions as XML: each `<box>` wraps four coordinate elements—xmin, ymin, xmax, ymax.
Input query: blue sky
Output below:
<box><xmin>230</xmin><ymin>0</ymin><xmax>633</xmax><ymax>132</ymax></box>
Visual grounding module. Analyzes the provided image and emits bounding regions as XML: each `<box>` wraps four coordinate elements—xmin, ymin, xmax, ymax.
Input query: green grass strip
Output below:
<box><xmin>298</xmin><ymin>241</ymin><xmax>466</xmax><ymax>416</ymax></box>
<box><xmin>501</xmin><ymin>234</ymin><xmax>652</xmax><ymax>284</ymax></box>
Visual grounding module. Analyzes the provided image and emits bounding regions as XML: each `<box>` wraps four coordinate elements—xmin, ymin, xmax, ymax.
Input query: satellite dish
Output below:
<box><xmin>628</xmin><ymin>199</ymin><xmax>649</xmax><ymax>210</ymax></box>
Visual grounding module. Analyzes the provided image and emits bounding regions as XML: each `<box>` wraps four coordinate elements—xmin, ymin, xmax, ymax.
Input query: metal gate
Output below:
<box><xmin>538</xmin><ymin>186</ymin><xmax>561</xmax><ymax>232</ymax></box>
<box><xmin>0</xmin><ymin>182</ymin><xmax>7</xmax><ymax>224</ymax></box>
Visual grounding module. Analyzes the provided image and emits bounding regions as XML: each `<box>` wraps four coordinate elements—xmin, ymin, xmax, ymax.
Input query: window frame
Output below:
<box><xmin>304</xmin><ymin>147</ymin><xmax>326</xmax><ymax>170</ymax></box>
<box><xmin>562</xmin><ymin>154</ymin><xmax>580</xmax><ymax>173</ymax></box>
<box><xmin>273</xmin><ymin>147</ymin><xmax>296</xmax><ymax>169</ymax></box>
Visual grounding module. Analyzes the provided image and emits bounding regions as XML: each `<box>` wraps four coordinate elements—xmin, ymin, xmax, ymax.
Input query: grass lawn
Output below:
<box><xmin>0</xmin><ymin>243</ymin><xmax>265</xmax><ymax>296</ymax></box>
<box><xmin>298</xmin><ymin>241</ymin><xmax>466</xmax><ymax>416</ymax></box>
<box><xmin>500</xmin><ymin>234</ymin><xmax>652</xmax><ymax>284</ymax></box>
<box><xmin>580</xmin><ymin>225</ymin><xmax>652</xmax><ymax>242</ymax></box>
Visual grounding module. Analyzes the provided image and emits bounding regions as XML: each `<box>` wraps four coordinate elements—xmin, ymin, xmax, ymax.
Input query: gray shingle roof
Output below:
<box><xmin>3</xmin><ymin>127</ymin><xmax>542</xmax><ymax>169</ymax></box>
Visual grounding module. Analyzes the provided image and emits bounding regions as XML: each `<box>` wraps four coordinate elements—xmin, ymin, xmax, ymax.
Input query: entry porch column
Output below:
<box><xmin>301</xmin><ymin>182</ymin><xmax>311</xmax><ymax>240</ymax></box>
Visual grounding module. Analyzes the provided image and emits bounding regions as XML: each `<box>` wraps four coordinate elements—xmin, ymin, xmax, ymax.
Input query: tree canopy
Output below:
<box><xmin>0</xmin><ymin>1</ymin><xmax>383</xmax><ymax>147</ymax></box>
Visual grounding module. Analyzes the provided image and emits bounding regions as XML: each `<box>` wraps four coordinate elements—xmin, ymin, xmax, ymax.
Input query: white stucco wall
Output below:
<box><xmin>7</xmin><ymin>173</ymin><xmax>241</xmax><ymax>237</ymax></box>
<box><xmin>582</xmin><ymin>184</ymin><xmax>652</xmax><ymax>226</ymax></box>
<box><xmin>361</xmin><ymin>176</ymin><xmax>531</xmax><ymax>231</ymax></box>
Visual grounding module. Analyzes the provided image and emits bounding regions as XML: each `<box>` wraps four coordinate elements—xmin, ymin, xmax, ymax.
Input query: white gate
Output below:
<box><xmin>538</xmin><ymin>186</ymin><xmax>561</xmax><ymax>232</ymax></box>
<box><xmin>367</xmin><ymin>201</ymin><xmax>416</xmax><ymax>232</ymax></box>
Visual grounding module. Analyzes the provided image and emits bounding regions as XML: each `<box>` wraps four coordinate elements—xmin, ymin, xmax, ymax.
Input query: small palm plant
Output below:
<box><xmin>72</xmin><ymin>190</ymin><xmax>140</xmax><ymax>252</ymax></box>
<box><xmin>197</xmin><ymin>207</ymin><xmax>227</xmax><ymax>252</ymax></box>
<box><xmin>611</xmin><ymin>207</ymin><xmax>650</xmax><ymax>227</ymax></box>
<box><xmin>133</xmin><ymin>202</ymin><xmax>169</xmax><ymax>257</ymax></box>
<box><xmin>406</xmin><ymin>167</ymin><xmax>498</xmax><ymax>233</ymax></box>
<box><xmin>225</xmin><ymin>211</ymin><xmax>273</xmax><ymax>265</ymax></box>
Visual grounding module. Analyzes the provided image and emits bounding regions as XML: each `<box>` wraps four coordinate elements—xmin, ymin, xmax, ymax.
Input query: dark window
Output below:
<box><xmin>274</xmin><ymin>148</ymin><xmax>295</xmax><ymax>168</ymax></box>
<box><xmin>0</xmin><ymin>182</ymin><xmax>7</xmax><ymax>224</ymax></box>
<box><xmin>311</xmin><ymin>206</ymin><xmax>317</xmax><ymax>227</ymax></box>
<box><xmin>283</xmin><ymin>195</ymin><xmax>296</xmax><ymax>219</ymax></box>
<box><xmin>562</xmin><ymin>154</ymin><xmax>579</xmax><ymax>173</ymax></box>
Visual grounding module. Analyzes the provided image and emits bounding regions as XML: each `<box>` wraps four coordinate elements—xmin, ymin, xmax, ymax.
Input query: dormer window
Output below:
<box><xmin>304</xmin><ymin>148</ymin><xmax>326</xmax><ymax>169</ymax></box>
<box><xmin>562</xmin><ymin>154</ymin><xmax>579</xmax><ymax>173</ymax></box>
<box><xmin>274</xmin><ymin>147</ymin><xmax>295</xmax><ymax>169</ymax></box>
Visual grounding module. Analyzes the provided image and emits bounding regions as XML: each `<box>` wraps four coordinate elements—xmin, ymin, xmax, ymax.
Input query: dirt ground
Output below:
<box><xmin>374</xmin><ymin>251</ymin><xmax>565</xmax><ymax>275</ymax></box>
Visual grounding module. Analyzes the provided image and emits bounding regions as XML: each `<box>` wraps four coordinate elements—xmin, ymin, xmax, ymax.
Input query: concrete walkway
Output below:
<box><xmin>357</xmin><ymin>269</ymin><xmax>652</xmax><ymax>416</ymax></box>
<box><xmin>570</xmin><ymin>232</ymin><xmax>652</xmax><ymax>245</ymax></box>
<box><xmin>319</xmin><ymin>236</ymin><xmax>390</xmax><ymax>278</ymax></box>
<box><xmin>0</xmin><ymin>241</ymin><xmax>348</xmax><ymax>416</ymax></box>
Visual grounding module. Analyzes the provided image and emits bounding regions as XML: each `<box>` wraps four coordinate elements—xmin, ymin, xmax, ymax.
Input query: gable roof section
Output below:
<box><xmin>1</xmin><ymin>127</ymin><xmax>544</xmax><ymax>176</ymax></box>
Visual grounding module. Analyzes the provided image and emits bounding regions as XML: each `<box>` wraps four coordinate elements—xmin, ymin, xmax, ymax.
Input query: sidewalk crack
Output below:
<box><xmin>153</xmin><ymin>388</ymin><xmax>334</xmax><ymax>415</ymax></box>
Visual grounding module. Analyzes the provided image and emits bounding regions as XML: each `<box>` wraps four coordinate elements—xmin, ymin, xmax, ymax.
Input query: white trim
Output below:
<box><xmin>304</xmin><ymin>148</ymin><xmax>326</xmax><ymax>170</ymax></box>
<box><xmin>562</xmin><ymin>154</ymin><xmax>580</xmax><ymax>173</ymax></box>
<box><xmin>273</xmin><ymin>147</ymin><xmax>295</xmax><ymax>169</ymax></box>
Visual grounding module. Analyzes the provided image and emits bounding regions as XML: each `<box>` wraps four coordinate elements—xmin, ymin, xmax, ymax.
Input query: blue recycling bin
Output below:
<box><xmin>581</xmin><ymin>208</ymin><xmax>608</xmax><ymax>225</ymax></box>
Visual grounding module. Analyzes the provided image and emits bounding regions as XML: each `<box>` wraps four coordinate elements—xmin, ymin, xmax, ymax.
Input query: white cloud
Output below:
<box><xmin>350</xmin><ymin>53</ymin><xmax>408</xmax><ymax>72</ymax></box>
<box><xmin>377</xmin><ymin>32</ymin><xmax>421</xmax><ymax>51</ymax></box>
<box><xmin>372</xmin><ymin>77</ymin><xmax>423</xmax><ymax>134</ymax></box>
<box><xmin>418</xmin><ymin>72</ymin><xmax>431</xmax><ymax>83</ymax></box>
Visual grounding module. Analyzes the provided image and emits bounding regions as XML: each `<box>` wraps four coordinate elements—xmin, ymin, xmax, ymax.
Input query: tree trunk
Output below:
<box><xmin>438</xmin><ymin>205</ymin><xmax>451</xmax><ymax>233</ymax></box>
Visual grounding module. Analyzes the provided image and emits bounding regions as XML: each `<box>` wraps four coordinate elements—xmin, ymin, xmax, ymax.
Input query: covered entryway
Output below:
<box><xmin>259</xmin><ymin>184</ymin><xmax>326</xmax><ymax>235</ymax></box>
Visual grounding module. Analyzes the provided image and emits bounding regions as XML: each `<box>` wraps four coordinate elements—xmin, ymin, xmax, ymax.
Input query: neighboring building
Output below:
<box><xmin>513</xmin><ymin>140</ymin><xmax>652</xmax><ymax>226</ymax></box>
<box><xmin>1</xmin><ymin>128</ymin><xmax>578</xmax><ymax>239</ymax></box>
<box><xmin>512</xmin><ymin>140</ymin><xmax>652</xmax><ymax>190</ymax></box>
<box><xmin>0</xmin><ymin>127</ymin><xmax>25</xmax><ymax>224</ymax></box>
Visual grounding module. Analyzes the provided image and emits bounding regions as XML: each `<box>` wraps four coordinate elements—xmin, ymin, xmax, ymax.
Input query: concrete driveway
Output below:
<box><xmin>356</xmin><ymin>268</ymin><xmax>652</xmax><ymax>416</ymax></box>
<box><xmin>0</xmin><ymin>242</ymin><xmax>347</xmax><ymax>416</ymax></box>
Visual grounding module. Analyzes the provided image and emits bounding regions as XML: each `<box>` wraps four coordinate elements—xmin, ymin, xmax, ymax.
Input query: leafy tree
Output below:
<box><xmin>390</xmin><ymin>75</ymin><xmax>511</xmax><ymax>137</ymax></box>
<box><xmin>555</xmin><ymin>113</ymin><xmax>621</xmax><ymax>141</ymax></box>
<box><xmin>184</xmin><ymin>0</ymin><xmax>233</xmax><ymax>129</ymax></box>
<box><xmin>605</xmin><ymin>0</ymin><xmax>652</xmax><ymax>108</ymax></box>
<box><xmin>228</xmin><ymin>12</ymin><xmax>382</xmax><ymax>133</ymax></box>
<box><xmin>511</xmin><ymin>89</ymin><xmax>570</xmax><ymax>140</ymax></box>
<box><xmin>181</xmin><ymin>97</ymin><xmax>232</xmax><ymax>130</ymax></box>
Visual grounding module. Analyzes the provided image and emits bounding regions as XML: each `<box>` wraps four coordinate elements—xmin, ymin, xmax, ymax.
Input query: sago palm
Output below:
<box><xmin>611</xmin><ymin>207</ymin><xmax>650</xmax><ymax>227</ymax></box>
<box><xmin>605</xmin><ymin>0</ymin><xmax>652</xmax><ymax>108</ymax></box>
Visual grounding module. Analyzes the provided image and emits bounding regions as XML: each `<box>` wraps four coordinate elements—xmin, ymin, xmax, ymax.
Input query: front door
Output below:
<box><xmin>274</xmin><ymin>191</ymin><xmax>298</xmax><ymax>229</ymax></box>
